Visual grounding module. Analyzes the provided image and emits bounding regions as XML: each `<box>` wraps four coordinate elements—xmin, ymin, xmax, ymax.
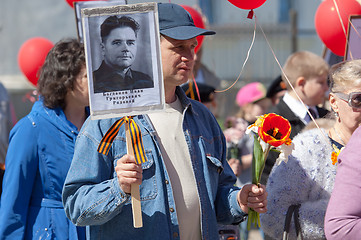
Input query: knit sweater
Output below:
<box><xmin>260</xmin><ymin>128</ymin><xmax>337</xmax><ymax>240</ymax></box>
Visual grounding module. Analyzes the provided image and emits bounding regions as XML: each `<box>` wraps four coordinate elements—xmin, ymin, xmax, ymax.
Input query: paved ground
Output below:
<box><xmin>248</xmin><ymin>229</ymin><xmax>263</xmax><ymax>240</ymax></box>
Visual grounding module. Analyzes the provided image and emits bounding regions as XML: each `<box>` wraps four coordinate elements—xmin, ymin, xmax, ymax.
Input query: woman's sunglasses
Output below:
<box><xmin>334</xmin><ymin>92</ymin><xmax>361</xmax><ymax>109</ymax></box>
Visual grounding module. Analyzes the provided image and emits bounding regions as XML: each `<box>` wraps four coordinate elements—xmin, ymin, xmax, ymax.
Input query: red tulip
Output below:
<box><xmin>257</xmin><ymin>113</ymin><xmax>292</xmax><ymax>147</ymax></box>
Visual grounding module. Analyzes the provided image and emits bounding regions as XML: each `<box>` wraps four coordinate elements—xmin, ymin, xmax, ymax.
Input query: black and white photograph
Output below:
<box><xmin>82</xmin><ymin>3</ymin><xmax>164</xmax><ymax>119</ymax></box>
<box><xmin>74</xmin><ymin>0</ymin><xmax>128</xmax><ymax>42</ymax></box>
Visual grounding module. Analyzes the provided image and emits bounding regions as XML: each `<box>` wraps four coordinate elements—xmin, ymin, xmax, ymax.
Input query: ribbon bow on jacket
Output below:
<box><xmin>97</xmin><ymin>116</ymin><xmax>147</xmax><ymax>165</ymax></box>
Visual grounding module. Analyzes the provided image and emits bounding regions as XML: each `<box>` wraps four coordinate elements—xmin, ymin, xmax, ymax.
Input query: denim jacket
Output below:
<box><xmin>62</xmin><ymin>87</ymin><xmax>247</xmax><ymax>240</ymax></box>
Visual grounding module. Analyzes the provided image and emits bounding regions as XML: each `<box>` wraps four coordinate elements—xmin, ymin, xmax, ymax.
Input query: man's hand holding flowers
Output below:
<box><xmin>245</xmin><ymin>113</ymin><xmax>293</xmax><ymax>229</ymax></box>
<box><xmin>237</xmin><ymin>184</ymin><xmax>268</xmax><ymax>214</ymax></box>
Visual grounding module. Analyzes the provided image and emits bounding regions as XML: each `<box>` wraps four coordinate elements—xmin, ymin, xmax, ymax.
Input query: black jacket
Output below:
<box><xmin>93</xmin><ymin>61</ymin><xmax>154</xmax><ymax>93</ymax></box>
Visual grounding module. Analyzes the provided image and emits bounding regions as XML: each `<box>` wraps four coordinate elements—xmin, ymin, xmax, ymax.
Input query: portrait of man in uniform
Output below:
<box><xmin>82</xmin><ymin>3</ymin><xmax>164</xmax><ymax>119</ymax></box>
<box><xmin>93</xmin><ymin>15</ymin><xmax>154</xmax><ymax>93</ymax></box>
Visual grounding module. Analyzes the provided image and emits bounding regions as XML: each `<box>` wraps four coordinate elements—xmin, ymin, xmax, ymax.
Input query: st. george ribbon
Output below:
<box><xmin>98</xmin><ymin>116</ymin><xmax>147</xmax><ymax>228</ymax></box>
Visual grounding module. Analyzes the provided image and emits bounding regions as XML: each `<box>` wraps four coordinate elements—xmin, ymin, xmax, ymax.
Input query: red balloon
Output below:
<box><xmin>228</xmin><ymin>0</ymin><xmax>267</xmax><ymax>10</ymax></box>
<box><xmin>18</xmin><ymin>37</ymin><xmax>54</xmax><ymax>86</ymax></box>
<box><xmin>315</xmin><ymin>0</ymin><xmax>361</xmax><ymax>56</ymax></box>
<box><xmin>181</xmin><ymin>5</ymin><xmax>206</xmax><ymax>53</ymax></box>
<box><xmin>66</xmin><ymin>0</ymin><xmax>106</xmax><ymax>8</ymax></box>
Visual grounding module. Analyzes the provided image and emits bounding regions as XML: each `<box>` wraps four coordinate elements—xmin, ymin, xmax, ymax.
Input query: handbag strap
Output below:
<box><xmin>293</xmin><ymin>205</ymin><xmax>302</xmax><ymax>240</ymax></box>
<box><xmin>283</xmin><ymin>204</ymin><xmax>303</xmax><ymax>240</ymax></box>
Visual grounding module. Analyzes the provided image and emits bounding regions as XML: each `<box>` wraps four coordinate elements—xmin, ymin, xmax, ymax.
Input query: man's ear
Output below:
<box><xmin>100</xmin><ymin>42</ymin><xmax>105</xmax><ymax>56</ymax></box>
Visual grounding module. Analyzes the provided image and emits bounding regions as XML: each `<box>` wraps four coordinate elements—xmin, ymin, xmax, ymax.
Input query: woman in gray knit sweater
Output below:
<box><xmin>260</xmin><ymin>59</ymin><xmax>361</xmax><ymax>239</ymax></box>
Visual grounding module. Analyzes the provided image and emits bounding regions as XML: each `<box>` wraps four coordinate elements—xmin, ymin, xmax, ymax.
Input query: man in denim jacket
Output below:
<box><xmin>62</xmin><ymin>3</ymin><xmax>267</xmax><ymax>240</ymax></box>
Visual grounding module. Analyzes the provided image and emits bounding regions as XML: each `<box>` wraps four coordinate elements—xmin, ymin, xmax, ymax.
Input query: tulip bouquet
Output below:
<box><xmin>246</xmin><ymin>113</ymin><xmax>293</xmax><ymax>230</ymax></box>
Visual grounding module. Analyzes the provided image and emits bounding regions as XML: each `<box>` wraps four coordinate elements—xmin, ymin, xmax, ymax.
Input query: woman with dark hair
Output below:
<box><xmin>0</xmin><ymin>38</ymin><xmax>88</xmax><ymax>239</ymax></box>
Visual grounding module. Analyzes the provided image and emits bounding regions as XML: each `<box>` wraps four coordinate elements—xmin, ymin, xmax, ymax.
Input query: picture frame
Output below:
<box><xmin>74</xmin><ymin>0</ymin><xmax>128</xmax><ymax>42</ymax></box>
<box><xmin>345</xmin><ymin>15</ymin><xmax>361</xmax><ymax>61</ymax></box>
<box><xmin>82</xmin><ymin>2</ymin><xmax>164</xmax><ymax>119</ymax></box>
<box><xmin>322</xmin><ymin>46</ymin><xmax>344</xmax><ymax>66</ymax></box>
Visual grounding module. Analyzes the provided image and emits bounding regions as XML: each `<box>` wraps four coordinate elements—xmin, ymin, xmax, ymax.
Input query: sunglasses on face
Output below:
<box><xmin>334</xmin><ymin>92</ymin><xmax>361</xmax><ymax>109</ymax></box>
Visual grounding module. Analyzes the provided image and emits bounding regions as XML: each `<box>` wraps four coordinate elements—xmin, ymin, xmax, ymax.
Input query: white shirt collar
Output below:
<box><xmin>282</xmin><ymin>92</ymin><xmax>317</xmax><ymax>124</ymax></box>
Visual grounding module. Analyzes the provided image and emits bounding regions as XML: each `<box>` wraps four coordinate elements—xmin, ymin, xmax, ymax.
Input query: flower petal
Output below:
<box><xmin>259</xmin><ymin>138</ymin><xmax>268</xmax><ymax>153</ymax></box>
<box><xmin>258</xmin><ymin>113</ymin><xmax>291</xmax><ymax>147</ymax></box>
<box><xmin>246</xmin><ymin>125</ymin><xmax>258</xmax><ymax>135</ymax></box>
<box><xmin>276</xmin><ymin>142</ymin><xmax>295</xmax><ymax>165</ymax></box>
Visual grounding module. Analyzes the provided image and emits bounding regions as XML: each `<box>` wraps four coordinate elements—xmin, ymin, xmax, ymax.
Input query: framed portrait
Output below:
<box><xmin>345</xmin><ymin>15</ymin><xmax>361</xmax><ymax>61</ymax></box>
<box><xmin>74</xmin><ymin>0</ymin><xmax>128</xmax><ymax>42</ymax></box>
<box><xmin>322</xmin><ymin>47</ymin><xmax>344</xmax><ymax>66</ymax></box>
<box><xmin>82</xmin><ymin>2</ymin><xmax>165</xmax><ymax>119</ymax></box>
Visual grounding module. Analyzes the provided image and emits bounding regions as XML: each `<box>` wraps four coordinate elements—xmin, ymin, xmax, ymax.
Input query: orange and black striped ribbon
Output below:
<box><xmin>97</xmin><ymin>116</ymin><xmax>147</xmax><ymax>165</ymax></box>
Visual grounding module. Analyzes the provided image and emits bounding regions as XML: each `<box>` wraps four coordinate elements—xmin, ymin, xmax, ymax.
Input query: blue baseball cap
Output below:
<box><xmin>158</xmin><ymin>3</ymin><xmax>216</xmax><ymax>40</ymax></box>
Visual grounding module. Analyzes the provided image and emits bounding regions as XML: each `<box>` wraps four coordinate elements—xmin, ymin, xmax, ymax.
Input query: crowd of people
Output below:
<box><xmin>1</xmin><ymin>2</ymin><xmax>361</xmax><ymax>240</ymax></box>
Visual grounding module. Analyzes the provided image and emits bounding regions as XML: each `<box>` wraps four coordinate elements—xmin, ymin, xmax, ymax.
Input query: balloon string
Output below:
<box><xmin>332</xmin><ymin>0</ymin><xmax>357</xmax><ymax>60</ymax></box>
<box><xmin>332</xmin><ymin>0</ymin><xmax>347</xmax><ymax>38</ymax></box>
<box><xmin>329</xmin><ymin>0</ymin><xmax>361</xmax><ymax>60</ymax></box>
<box><xmin>215</xmin><ymin>19</ymin><xmax>257</xmax><ymax>93</ymax></box>
<box><xmin>256</xmin><ymin>14</ymin><xmax>328</xmax><ymax>142</ymax></box>
<box><xmin>349</xmin><ymin>20</ymin><xmax>361</xmax><ymax>39</ymax></box>
<box><xmin>345</xmin><ymin>18</ymin><xmax>361</xmax><ymax>60</ymax></box>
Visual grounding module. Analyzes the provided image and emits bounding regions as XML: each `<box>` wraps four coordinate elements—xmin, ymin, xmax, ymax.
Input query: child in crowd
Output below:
<box><xmin>262</xmin><ymin>51</ymin><xmax>330</xmax><ymax>185</ymax></box>
<box><xmin>224</xmin><ymin>82</ymin><xmax>270</xmax><ymax>240</ymax></box>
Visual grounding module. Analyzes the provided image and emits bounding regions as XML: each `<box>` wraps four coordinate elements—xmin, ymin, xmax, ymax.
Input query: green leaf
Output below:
<box><xmin>248</xmin><ymin>135</ymin><xmax>266</xmax><ymax>230</ymax></box>
<box><xmin>252</xmin><ymin>135</ymin><xmax>264</xmax><ymax>184</ymax></box>
<box><xmin>247</xmin><ymin>209</ymin><xmax>261</xmax><ymax>230</ymax></box>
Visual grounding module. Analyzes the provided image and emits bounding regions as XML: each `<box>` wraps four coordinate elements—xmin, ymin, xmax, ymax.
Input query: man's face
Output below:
<box><xmin>101</xmin><ymin>26</ymin><xmax>137</xmax><ymax>70</ymax></box>
<box><xmin>160</xmin><ymin>36</ymin><xmax>197</xmax><ymax>88</ymax></box>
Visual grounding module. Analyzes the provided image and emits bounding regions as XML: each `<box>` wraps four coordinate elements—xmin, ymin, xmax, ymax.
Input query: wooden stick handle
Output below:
<box><xmin>125</xmin><ymin>122</ymin><xmax>143</xmax><ymax>228</ymax></box>
<box><xmin>131</xmin><ymin>183</ymin><xmax>142</xmax><ymax>228</ymax></box>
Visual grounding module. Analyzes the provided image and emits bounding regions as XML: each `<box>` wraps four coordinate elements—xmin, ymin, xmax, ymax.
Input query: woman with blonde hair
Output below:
<box><xmin>324</xmin><ymin>60</ymin><xmax>361</xmax><ymax>239</ymax></box>
<box><xmin>261</xmin><ymin>59</ymin><xmax>361</xmax><ymax>239</ymax></box>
